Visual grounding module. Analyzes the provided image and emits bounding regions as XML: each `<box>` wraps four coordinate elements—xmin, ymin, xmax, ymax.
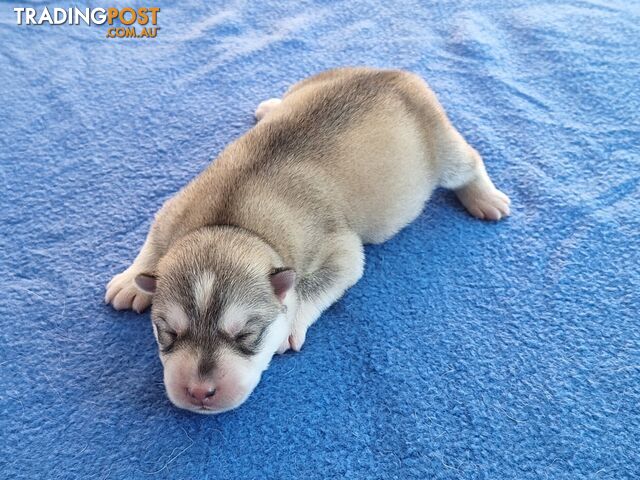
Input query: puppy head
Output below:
<box><xmin>136</xmin><ymin>227</ymin><xmax>295</xmax><ymax>414</ymax></box>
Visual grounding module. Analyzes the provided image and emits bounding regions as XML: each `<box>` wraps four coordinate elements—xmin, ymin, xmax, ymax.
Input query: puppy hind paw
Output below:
<box><xmin>254</xmin><ymin>98</ymin><xmax>282</xmax><ymax>122</ymax></box>
<box><xmin>456</xmin><ymin>186</ymin><xmax>511</xmax><ymax>221</ymax></box>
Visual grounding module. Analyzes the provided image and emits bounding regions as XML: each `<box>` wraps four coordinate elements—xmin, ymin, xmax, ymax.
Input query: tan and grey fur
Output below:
<box><xmin>105</xmin><ymin>67</ymin><xmax>510</xmax><ymax>414</ymax></box>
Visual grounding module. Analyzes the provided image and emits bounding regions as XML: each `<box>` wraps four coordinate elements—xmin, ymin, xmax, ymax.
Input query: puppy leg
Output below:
<box><xmin>278</xmin><ymin>232</ymin><xmax>364</xmax><ymax>353</ymax></box>
<box><xmin>105</xmin><ymin>190</ymin><xmax>193</xmax><ymax>313</ymax></box>
<box><xmin>104</xmin><ymin>233</ymin><xmax>158</xmax><ymax>313</ymax></box>
<box><xmin>438</xmin><ymin>130</ymin><xmax>511</xmax><ymax>221</ymax></box>
<box><xmin>254</xmin><ymin>98</ymin><xmax>282</xmax><ymax>122</ymax></box>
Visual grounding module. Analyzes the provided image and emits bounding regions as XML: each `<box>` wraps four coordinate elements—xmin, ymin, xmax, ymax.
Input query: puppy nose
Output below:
<box><xmin>187</xmin><ymin>385</ymin><xmax>216</xmax><ymax>403</ymax></box>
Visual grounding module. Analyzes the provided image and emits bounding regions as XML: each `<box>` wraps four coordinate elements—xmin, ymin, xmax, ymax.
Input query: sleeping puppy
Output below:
<box><xmin>105</xmin><ymin>67</ymin><xmax>510</xmax><ymax>414</ymax></box>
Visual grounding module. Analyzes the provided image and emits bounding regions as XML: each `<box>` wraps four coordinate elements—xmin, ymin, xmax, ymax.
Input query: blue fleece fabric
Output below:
<box><xmin>1</xmin><ymin>0</ymin><xmax>639</xmax><ymax>478</ymax></box>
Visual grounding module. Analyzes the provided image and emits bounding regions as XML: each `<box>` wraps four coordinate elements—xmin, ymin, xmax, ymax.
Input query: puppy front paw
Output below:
<box><xmin>275</xmin><ymin>328</ymin><xmax>308</xmax><ymax>355</ymax></box>
<box><xmin>275</xmin><ymin>300</ymin><xmax>318</xmax><ymax>354</ymax></box>
<box><xmin>276</xmin><ymin>336</ymin><xmax>291</xmax><ymax>355</ymax></box>
<box><xmin>288</xmin><ymin>328</ymin><xmax>307</xmax><ymax>352</ymax></box>
<box><xmin>105</xmin><ymin>268</ymin><xmax>152</xmax><ymax>313</ymax></box>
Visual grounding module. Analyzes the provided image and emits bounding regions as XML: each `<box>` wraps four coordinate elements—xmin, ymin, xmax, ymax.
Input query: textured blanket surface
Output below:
<box><xmin>1</xmin><ymin>0</ymin><xmax>639</xmax><ymax>478</ymax></box>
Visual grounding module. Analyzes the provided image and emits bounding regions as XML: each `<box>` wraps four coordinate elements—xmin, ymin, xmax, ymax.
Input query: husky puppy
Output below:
<box><xmin>105</xmin><ymin>68</ymin><xmax>510</xmax><ymax>414</ymax></box>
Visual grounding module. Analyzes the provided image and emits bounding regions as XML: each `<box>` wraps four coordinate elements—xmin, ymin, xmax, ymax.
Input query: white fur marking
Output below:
<box><xmin>165</xmin><ymin>303</ymin><xmax>190</xmax><ymax>333</ymax></box>
<box><xmin>193</xmin><ymin>270</ymin><xmax>216</xmax><ymax>314</ymax></box>
<box><xmin>219</xmin><ymin>303</ymin><xmax>251</xmax><ymax>336</ymax></box>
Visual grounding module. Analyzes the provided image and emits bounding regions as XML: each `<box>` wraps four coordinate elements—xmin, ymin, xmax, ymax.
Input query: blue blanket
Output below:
<box><xmin>1</xmin><ymin>1</ymin><xmax>638</xmax><ymax>478</ymax></box>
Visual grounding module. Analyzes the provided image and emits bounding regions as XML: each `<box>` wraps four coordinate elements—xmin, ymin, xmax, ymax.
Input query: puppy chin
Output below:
<box><xmin>162</xmin><ymin>379</ymin><xmax>252</xmax><ymax>414</ymax></box>
<box><xmin>162</xmin><ymin>360</ymin><xmax>262</xmax><ymax>415</ymax></box>
<box><xmin>170</xmin><ymin>397</ymin><xmax>247</xmax><ymax>415</ymax></box>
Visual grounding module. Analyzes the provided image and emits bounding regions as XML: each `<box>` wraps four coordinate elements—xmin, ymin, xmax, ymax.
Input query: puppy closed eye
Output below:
<box><xmin>235</xmin><ymin>330</ymin><xmax>257</xmax><ymax>344</ymax></box>
<box><xmin>232</xmin><ymin>315</ymin><xmax>266</xmax><ymax>342</ymax></box>
<box><xmin>153</xmin><ymin>318</ymin><xmax>178</xmax><ymax>351</ymax></box>
<box><xmin>234</xmin><ymin>328</ymin><xmax>265</xmax><ymax>353</ymax></box>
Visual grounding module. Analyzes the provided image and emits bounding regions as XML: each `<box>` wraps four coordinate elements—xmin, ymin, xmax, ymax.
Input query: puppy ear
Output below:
<box><xmin>135</xmin><ymin>273</ymin><xmax>157</xmax><ymax>294</ymax></box>
<box><xmin>270</xmin><ymin>268</ymin><xmax>295</xmax><ymax>303</ymax></box>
